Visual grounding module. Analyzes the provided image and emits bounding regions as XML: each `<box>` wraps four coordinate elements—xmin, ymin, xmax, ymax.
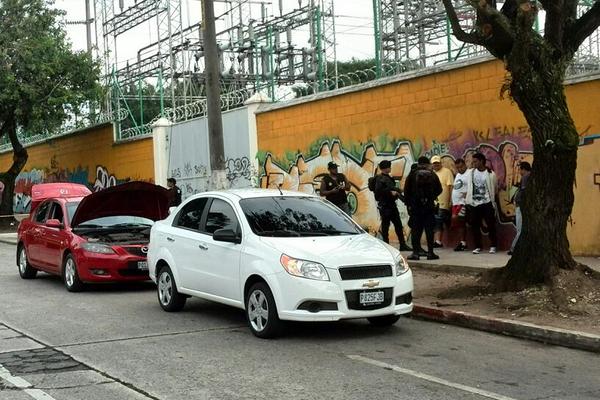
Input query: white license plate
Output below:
<box><xmin>137</xmin><ymin>261</ymin><xmax>148</xmax><ymax>271</ymax></box>
<box><xmin>359</xmin><ymin>291</ymin><xmax>384</xmax><ymax>305</ymax></box>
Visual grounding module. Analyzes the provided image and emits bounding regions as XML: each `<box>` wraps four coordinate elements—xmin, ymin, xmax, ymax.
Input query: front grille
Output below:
<box><xmin>338</xmin><ymin>265</ymin><xmax>393</xmax><ymax>280</ymax></box>
<box><xmin>345</xmin><ymin>288</ymin><xmax>393</xmax><ymax>310</ymax></box>
<box><xmin>118</xmin><ymin>261</ymin><xmax>150</xmax><ymax>277</ymax></box>
<box><xmin>122</xmin><ymin>246</ymin><xmax>148</xmax><ymax>258</ymax></box>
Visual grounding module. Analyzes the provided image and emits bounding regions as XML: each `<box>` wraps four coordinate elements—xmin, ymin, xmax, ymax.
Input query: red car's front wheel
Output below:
<box><xmin>63</xmin><ymin>254</ymin><xmax>85</xmax><ymax>292</ymax></box>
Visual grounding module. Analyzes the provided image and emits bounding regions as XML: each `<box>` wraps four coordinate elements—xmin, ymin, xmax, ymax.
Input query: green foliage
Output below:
<box><xmin>0</xmin><ymin>0</ymin><xmax>101</xmax><ymax>135</ymax></box>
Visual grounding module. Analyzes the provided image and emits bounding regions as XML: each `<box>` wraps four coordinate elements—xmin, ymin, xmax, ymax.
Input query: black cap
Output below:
<box><xmin>327</xmin><ymin>161</ymin><xmax>338</xmax><ymax>169</ymax></box>
<box><xmin>379</xmin><ymin>160</ymin><xmax>391</xmax><ymax>169</ymax></box>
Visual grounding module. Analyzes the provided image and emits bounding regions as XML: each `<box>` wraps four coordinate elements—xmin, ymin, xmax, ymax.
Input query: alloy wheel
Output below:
<box><xmin>18</xmin><ymin>248</ymin><xmax>27</xmax><ymax>275</ymax></box>
<box><xmin>65</xmin><ymin>259</ymin><xmax>76</xmax><ymax>288</ymax></box>
<box><xmin>158</xmin><ymin>272</ymin><xmax>172</xmax><ymax>306</ymax></box>
<box><xmin>248</xmin><ymin>289</ymin><xmax>269</xmax><ymax>332</ymax></box>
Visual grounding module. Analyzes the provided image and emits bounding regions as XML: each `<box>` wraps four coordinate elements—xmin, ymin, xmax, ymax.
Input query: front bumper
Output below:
<box><xmin>74</xmin><ymin>250</ymin><xmax>150</xmax><ymax>282</ymax></box>
<box><xmin>270</xmin><ymin>269</ymin><xmax>414</xmax><ymax>322</ymax></box>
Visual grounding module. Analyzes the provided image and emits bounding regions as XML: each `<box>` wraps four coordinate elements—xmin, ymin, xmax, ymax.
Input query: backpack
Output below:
<box><xmin>368</xmin><ymin>176</ymin><xmax>377</xmax><ymax>192</ymax></box>
<box><xmin>414</xmin><ymin>169</ymin><xmax>436</xmax><ymax>207</ymax></box>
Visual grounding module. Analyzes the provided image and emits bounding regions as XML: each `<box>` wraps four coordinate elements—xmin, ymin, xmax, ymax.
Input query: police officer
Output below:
<box><xmin>167</xmin><ymin>178</ymin><xmax>182</xmax><ymax>207</ymax></box>
<box><xmin>320</xmin><ymin>162</ymin><xmax>351</xmax><ymax>215</ymax></box>
<box><xmin>374</xmin><ymin>160</ymin><xmax>411</xmax><ymax>251</ymax></box>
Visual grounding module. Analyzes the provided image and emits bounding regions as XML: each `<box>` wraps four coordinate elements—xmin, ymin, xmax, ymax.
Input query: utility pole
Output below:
<box><xmin>201</xmin><ymin>0</ymin><xmax>227</xmax><ymax>188</ymax></box>
<box><xmin>85</xmin><ymin>0</ymin><xmax>93</xmax><ymax>55</ymax></box>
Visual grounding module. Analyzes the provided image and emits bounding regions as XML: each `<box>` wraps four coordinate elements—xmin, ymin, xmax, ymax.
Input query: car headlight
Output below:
<box><xmin>280</xmin><ymin>254</ymin><xmax>330</xmax><ymax>281</ymax></box>
<box><xmin>81</xmin><ymin>243</ymin><xmax>116</xmax><ymax>254</ymax></box>
<box><xmin>394</xmin><ymin>254</ymin><xmax>410</xmax><ymax>276</ymax></box>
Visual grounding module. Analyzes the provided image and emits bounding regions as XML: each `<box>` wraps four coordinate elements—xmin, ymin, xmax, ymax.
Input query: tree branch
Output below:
<box><xmin>441</xmin><ymin>0</ymin><xmax>484</xmax><ymax>45</ymax></box>
<box><xmin>566</xmin><ymin>1</ymin><xmax>600</xmax><ymax>53</ymax></box>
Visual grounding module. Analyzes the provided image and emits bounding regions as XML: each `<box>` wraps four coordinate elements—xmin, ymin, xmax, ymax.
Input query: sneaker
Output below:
<box><xmin>400</xmin><ymin>243</ymin><xmax>413</xmax><ymax>252</ymax></box>
<box><xmin>427</xmin><ymin>253</ymin><xmax>440</xmax><ymax>260</ymax></box>
<box><xmin>472</xmin><ymin>248</ymin><xmax>481</xmax><ymax>254</ymax></box>
<box><xmin>407</xmin><ymin>254</ymin><xmax>420</xmax><ymax>261</ymax></box>
<box><xmin>454</xmin><ymin>243</ymin><xmax>467</xmax><ymax>252</ymax></box>
<box><xmin>489</xmin><ymin>247</ymin><xmax>497</xmax><ymax>254</ymax></box>
<box><xmin>433</xmin><ymin>241</ymin><xmax>443</xmax><ymax>248</ymax></box>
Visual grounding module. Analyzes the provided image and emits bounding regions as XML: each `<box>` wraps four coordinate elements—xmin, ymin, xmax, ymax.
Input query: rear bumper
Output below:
<box><xmin>74</xmin><ymin>251</ymin><xmax>149</xmax><ymax>282</ymax></box>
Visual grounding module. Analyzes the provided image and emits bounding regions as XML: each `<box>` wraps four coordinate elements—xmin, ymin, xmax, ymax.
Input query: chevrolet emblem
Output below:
<box><xmin>362</xmin><ymin>280</ymin><xmax>380</xmax><ymax>288</ymax></box>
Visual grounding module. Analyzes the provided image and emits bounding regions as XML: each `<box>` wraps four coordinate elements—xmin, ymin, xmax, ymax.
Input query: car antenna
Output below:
<box><xmin>277</xmin><ymin>183</ymin><xmax>283</xmax><ymax>196</ymax></box>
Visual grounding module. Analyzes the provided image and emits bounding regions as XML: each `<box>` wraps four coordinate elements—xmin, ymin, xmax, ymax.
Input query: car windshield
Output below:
<box><xmin>239</xmin><ymin>196</ymin><xmax>362</xmax><ymax>237</ymax></box>
<box><xmin>76</xmin><ymin>215</ymin><xmax>154</xmax><ymax>229</ymax></box>
<box><xmin>66</xmin><ymin>202</ymin><xmax>80</xmax><ymax>224</ymax></box>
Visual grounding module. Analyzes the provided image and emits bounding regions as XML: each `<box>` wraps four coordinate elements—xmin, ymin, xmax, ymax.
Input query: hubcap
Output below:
<box><xmin>158</xmin><ymin>272</ymin><xmax>172</xmax><ymax>306</ymax></box>
<box><xmin>65</xmin><ymin>259</ymin><xmax>75</xmax><ymax>287</ymax></box>
<box><xmin>18</xmin><ymin>248</ymin><xmax>27</xmax><ymax>274</ymax></box>
<box><xmin>248</xmin><ymin>290</ymin><xmax>269</xmax><ymax>332</ymax></box>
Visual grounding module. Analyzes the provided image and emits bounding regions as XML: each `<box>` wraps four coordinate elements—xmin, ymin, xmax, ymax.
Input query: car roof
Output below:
<box><xmin>190</xmin><ymin>188</ymin><xmax>316</xmax><ymax>201</ymax></box>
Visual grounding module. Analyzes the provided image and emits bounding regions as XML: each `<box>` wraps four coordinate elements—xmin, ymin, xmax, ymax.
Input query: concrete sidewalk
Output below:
<box><xmin>0</xmin><ymin>232</ymin><xmax>17</xmax><ymax>245</ymax></box>
<box><xmin>402</xmin><ymin>247</ymin><xmax>600</xmax><ymax>274</ymax></box>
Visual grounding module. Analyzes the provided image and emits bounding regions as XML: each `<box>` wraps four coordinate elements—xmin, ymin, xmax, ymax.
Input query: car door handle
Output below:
<box><xmin>198</xmin><ymin>243</ymin><xmax>208</xmax><ymax>251</ymax></box>
<box><xmin>167</xmin><ymin>237</ymin><xmax>175</xmax><ymax>242</ymax></box>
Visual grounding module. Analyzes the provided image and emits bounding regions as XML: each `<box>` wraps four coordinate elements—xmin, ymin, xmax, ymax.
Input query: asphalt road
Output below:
<box><xmin>0</xmin><ymin>243</ymin><xmax>598</xmax><ymax>400</ymax></box>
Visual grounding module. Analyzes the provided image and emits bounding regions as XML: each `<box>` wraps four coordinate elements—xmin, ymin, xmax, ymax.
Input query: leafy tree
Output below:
<box><xmin>441</xmin><ymin>0</ymin><xmax>600</xmax><ymax>287</ymax></box>
<box><xmin>0</xmin><ymin>0</ymin><xmax>101</xmax><ymax>218</ymax></box>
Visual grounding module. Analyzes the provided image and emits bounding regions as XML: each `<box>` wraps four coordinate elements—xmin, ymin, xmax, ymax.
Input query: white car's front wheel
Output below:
<box><xmin>245</xmin><ymin>282</ymin><xmax>283</xmax><ymax>339</ymax></box>
<box><xmin>157</xmin><ymin>266</ymin><xmax>186</xmax><ymax>312</ymax></box>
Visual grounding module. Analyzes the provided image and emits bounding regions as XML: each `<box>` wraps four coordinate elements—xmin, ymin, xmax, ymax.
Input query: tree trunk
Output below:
<box><xmin>502</xmin><ymin>55</ymin><xmax>578</xmax><ymax>285</ymax></box>
<box><xmin>0</xmin><ymin>117</ymin><xmax>29</xmax><ymax>218</ymax></box>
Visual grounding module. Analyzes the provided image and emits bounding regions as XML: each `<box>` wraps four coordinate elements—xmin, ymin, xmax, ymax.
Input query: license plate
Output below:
<box><xmin>137</xmin><ymin>261</ymin><xmax>148</xmax><ymax>271</ymax></box>
<box><xmin>359</xmin><ymin>291</ymin><xmax>384</xmax><ymax>305</ymax></box>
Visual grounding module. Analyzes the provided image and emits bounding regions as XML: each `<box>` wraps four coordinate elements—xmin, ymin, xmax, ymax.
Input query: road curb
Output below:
<box><xmin>409</xmin><ymin>262</ymin><xmax>484</xmax><ymax>275</ymax></box>
<box><xmin>411</xmin><ymin>304</ymin><xmax>600</xmax><ymax>353</ymax></box>
<box><xmin>0</xmin><ymin>239</ymin><xmax>17</xmax><ymax>245</ymax></box>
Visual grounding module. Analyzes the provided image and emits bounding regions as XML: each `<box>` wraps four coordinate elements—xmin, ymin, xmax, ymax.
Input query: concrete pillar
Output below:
<box><xmin>152</xmin><ymin>118</ymin><xmax>172</xmax><ymax>187</ymax></box>
<box><xmin>244</xmin><ymin>93</ymin><xmax>271</xmax><ymax>187</ymax></box>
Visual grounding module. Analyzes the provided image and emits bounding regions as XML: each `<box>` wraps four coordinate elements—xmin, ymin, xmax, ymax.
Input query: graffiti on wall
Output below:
<box><xmin>11</xmin><ymin>158</ymin><xmax>132</xmax><ymax>213</ymax></box>
<box><xmin>259</xmin><ymin>128</ymin><xmax>544</xmax><ymax>248</ymax></box>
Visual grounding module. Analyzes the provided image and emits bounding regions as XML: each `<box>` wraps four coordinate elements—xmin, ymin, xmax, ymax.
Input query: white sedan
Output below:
<box><xmin>147</xmin><ymin>189</ymin><xmax>413</xmax><ymax>338</ymax></box>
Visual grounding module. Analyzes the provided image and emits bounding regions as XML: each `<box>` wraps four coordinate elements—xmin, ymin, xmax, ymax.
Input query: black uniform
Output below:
<box><xmin>403</xmin><ymin>166</ymin><xmax>443</xmax><ymax>255</ymax></box>
<box><xmin>374</xmin><ymin>174</ymin><xmax>409</xmax><ymax>248</ymax></box>
<box><xmin>168</xmin><ymin>186</ymin><xmax>182</xmax><ymax>207</ymax></box>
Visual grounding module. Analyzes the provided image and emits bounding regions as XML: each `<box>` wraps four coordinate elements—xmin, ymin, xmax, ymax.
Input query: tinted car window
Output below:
<box><xmin>34</xmin><ymin>202</ymin><xmax>51</xmax><ymax>224</ymax></box>
<box><xmin>240</xmin><ymin>196</ymin><xmax>362</xmax><ymax>237</ymax></box>
<box><xmin>204</xmin><ymin>199</ymin><xmax>239</xmax><ymax>234</ymax></box>
<box><xmin>175</xmin><ymin>198</ymin><xmax>208</xmax><ymax>231</ymax></box>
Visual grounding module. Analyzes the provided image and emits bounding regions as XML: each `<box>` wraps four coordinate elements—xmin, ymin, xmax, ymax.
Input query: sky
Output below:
<box><xmin>54</xmin><ymin>0</ymin><xmax>376</xmax><ymax>68</ymax></box>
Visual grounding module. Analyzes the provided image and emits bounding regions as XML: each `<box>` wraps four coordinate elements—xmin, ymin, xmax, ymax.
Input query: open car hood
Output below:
<box><xmin>31</xmin><ymin>183</ymin><xmax>92</xmax><ymax>212</ymax></box>
<box><xmin>70</xmin><ymin>181</ymin><xmax>170</xmax><ymax>227</ymax></box>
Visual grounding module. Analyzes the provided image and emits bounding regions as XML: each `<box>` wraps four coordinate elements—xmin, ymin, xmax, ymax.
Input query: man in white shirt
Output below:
<box><xmin>466</xmin><ymin>152</ymin><xmax>498</xmax><ymax>254</ymax></box>
<box><xmin>451</xmin><ymin>158</ymin><xmax>469</xmax><ymax>251</ymax></box>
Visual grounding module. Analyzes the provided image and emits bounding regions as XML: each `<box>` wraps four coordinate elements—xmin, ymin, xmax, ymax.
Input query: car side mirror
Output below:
<box><xmin>213</xmin><ymin>229</ymin><xmax>241</xmax><ymax>244</ymax></box>
<box><xmin>46</xmin><ymin>219</ymin><xmax>64</xmax><ymax>229</ymax></box>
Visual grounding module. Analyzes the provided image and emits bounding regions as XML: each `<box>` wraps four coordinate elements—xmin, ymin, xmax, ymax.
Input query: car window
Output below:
<box><xmin>65</xmin><ymin>202</ymin><xmax>80</xmax><ymax>224</ymax></box>
<box><xmin>49</xmin><ymin>203</ymin><xmax>64</xmax><ymax>223</ymax></box>
<box><xmin>174</xmin><ymin>198</ymin><xmax>208</xmax><ymax>231</ymax></box>
<box><xmin>204</xmin><ymin>198</ymin><xmax>239</xmax><ymax>235</ymax></box>
<box><xmin>240</xmin><ymin>196</ymin><xmax>362</xmax><ymax>237</ymax></box>
<box><xmin>34</xmin><ymin>202</ymin><xmax>51</xmax><ymax>224</ymax></box>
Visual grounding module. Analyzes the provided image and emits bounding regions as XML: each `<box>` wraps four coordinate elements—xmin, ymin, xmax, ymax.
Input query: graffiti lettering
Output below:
<box><xmin>226</xmin><ymin>157</ymin><xmax>252</xmax><ymax>183</ymax></box>
<box><xmin>93</xmin><ymin>166</ymin><xmax>118</xmax><ymax>192</ymax></box>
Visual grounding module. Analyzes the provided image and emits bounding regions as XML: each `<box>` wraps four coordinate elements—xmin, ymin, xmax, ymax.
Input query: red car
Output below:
<box><xmin>17</xmin><ymin>181</ymin><xmax>170</xmax><ymax>291</ymax></box>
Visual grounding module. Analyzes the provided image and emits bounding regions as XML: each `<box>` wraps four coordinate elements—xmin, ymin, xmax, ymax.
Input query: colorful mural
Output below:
<box><xmin>259</xmin><ymin>128</ymin><xmax>600</xmax><ymax>249</ymax></box>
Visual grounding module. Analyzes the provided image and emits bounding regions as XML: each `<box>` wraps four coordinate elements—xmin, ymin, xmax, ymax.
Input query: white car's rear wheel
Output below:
<box><xmin>157</xmin><ymin>266</ymin><xmax>186</xmax><ymax>312</ymax></box>
<box><xmin>245</xmin><ymin>282</ymin><xmax>283</xmax><ymax>339</ymax></box>
<box><xmin>17</xmin><ymin>245</ymin><xmax>37</xmax><ymax>279</ymax></box>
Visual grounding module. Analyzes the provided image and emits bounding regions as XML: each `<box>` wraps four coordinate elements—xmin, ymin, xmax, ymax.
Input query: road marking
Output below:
<box><xmin>0</xmin><ymin>365</ymin><xmax>58</xmax><ymax>400</ymax></box>
<box><xmin>347</xmin><ymin>355</ymin><xmax>518</xmax><ymax>400</ymax></box>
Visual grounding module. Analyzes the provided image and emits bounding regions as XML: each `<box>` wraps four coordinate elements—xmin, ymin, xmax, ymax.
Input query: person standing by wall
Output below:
<box><xmin>451</xmin><ymin>158</ymin><xmax>469</xmax><ymax>251</ymax></box>
<box><xmin>509</xmin><ymin>161</ymin><xmax>531</xmax><ymax>255</ymax></box>
<box><xmin>320</xmin><ymin>162</ymin><xmax>351</xmax><ymax>216</ymax></box>
<box><xmin>431</xmin><ymin>155</ymin><xmax>454</xmax><ymax>248</ymax></box>
<box><xmin>404</xmin><ymin>156</ymin><xmax>443</xmax><ymax>260</ymax></box>
<box><xmin>167</xmin><ymin>178</ymin><xmax>182</xmax><ymax>207</ymax></box>
<box><xmin>373</xmin><ymin>160</ymin><xmax>412</xmax><ymax>251</ymax></box>
<box><xmin>466</xmin><ymin>153</ymin><xmax>498</xmax><ymax>254</ymax></box>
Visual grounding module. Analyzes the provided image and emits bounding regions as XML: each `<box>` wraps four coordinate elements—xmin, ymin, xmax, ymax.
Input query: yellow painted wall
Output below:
<box><xmin>0</xmin><ymin>123</ymin><xmax>154</xmax><ymax>213</ymax></box>
<box><xmin>256</xmin><ymin>60</ymin><xmax>600</xmax><ymax>256</ymax></box>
